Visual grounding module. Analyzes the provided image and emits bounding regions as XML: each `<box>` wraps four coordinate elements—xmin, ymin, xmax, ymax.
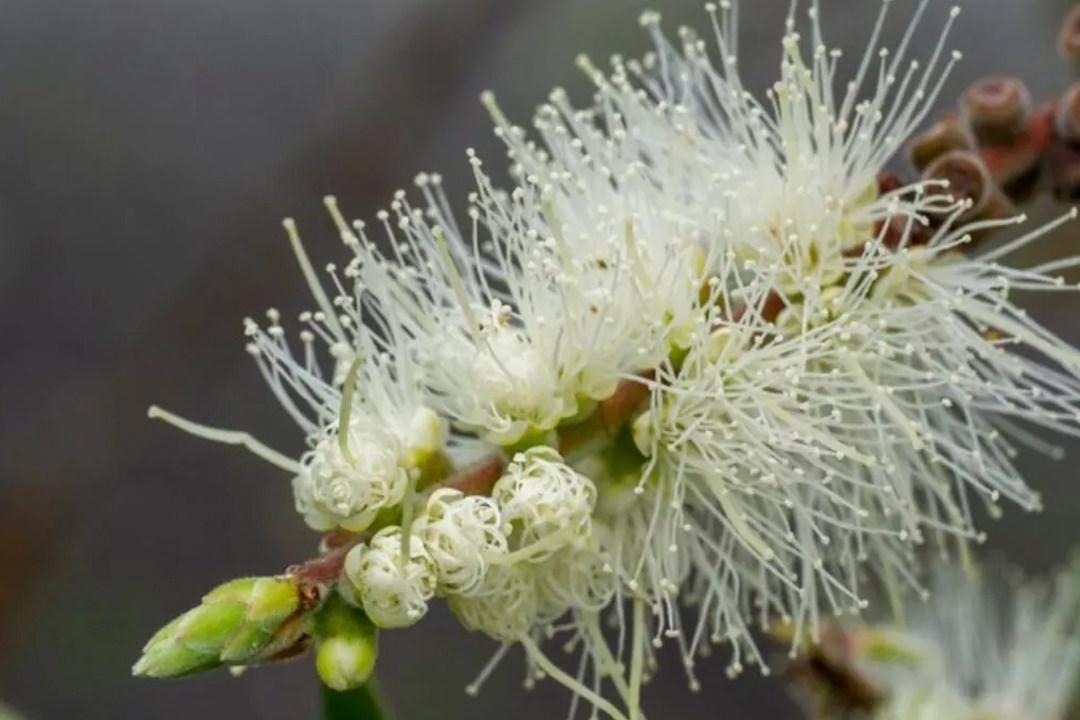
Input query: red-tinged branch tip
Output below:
<box><xmin>1057</xmin><ymin>84</ymin><xmax>1080</xmax><ymax>142</ymax></box>
<box><xmin>1047</xmin><ymin>137</ymin><xmax>1080</xmax><ymax>201</ymax></box>
<box><xmin>1047</xmin><ymin>86</ymin><xmax>1080</xmax><ymax>199</ymax></box>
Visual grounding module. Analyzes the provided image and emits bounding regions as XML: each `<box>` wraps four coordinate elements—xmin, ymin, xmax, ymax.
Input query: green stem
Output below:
<box><xmin>321</xmin><ymin>681</ymin><xmax>389</xmax><ymax>720</ymax></box>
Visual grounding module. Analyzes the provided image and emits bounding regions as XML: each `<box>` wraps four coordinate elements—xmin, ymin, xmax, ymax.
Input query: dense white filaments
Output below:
<box><xmin>517</xmin><ymin>0</ymin><xmax>1080</xmax><ymax>698</ymax></box>
<box><xmin>146</xmin><ymin>1</ymin><xmax>1080</xmax><ymax>718</ymax></box>
<box><xmin>341</xmin><ymin>160</ymin><xmax>707</xmax><ymax>445</ymax></box>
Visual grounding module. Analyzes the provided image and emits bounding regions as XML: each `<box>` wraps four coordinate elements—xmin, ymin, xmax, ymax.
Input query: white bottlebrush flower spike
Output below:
<box><xmin>145</xmin><ymin>1</ymin><xmax>1080</xmax><ymax>718</ymax></box>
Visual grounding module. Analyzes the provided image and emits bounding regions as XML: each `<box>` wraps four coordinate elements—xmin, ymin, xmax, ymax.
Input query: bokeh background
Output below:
<box><xmin>0</xmin><ymin>0</ymin><xmax>1077</xmax><ymax>718</ymax></box>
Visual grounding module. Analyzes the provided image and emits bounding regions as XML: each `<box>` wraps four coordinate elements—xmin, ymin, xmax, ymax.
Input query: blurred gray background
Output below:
<box><xmin>0</xmin><ymin>0</ymin><xmax>1077</xmax><ymax>718</ymax></box>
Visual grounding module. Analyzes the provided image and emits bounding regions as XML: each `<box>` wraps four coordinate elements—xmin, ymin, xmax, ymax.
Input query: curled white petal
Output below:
<box><xmin>416</xmin><ymin>488</ymin><xmax>509</xmax><ymax>596</ymax></box>
<box><xmin>345</xmin><ymin>527</ymin><xmax>437</xmax><ymax>629</ymax></box>
<box><xmin>493</xmin><ymin>447</ymin><xmax>597</xmax><ymax>562</ymax></box>
<box><xmin>293</xmin><ymin>426</ymin><xmax>409</xmax><ymax>532</ymax></box>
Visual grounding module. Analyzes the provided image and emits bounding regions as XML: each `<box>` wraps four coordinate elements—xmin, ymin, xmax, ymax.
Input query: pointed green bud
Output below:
<box><xmin>134</xmin><ymin>576</ymin><xmax>303</xmax><ymax>678</ymax></box>
<box><xmin>314</xmin><ymin>594</ymin><xmax>378</xmax><ymax>691</ymax></box>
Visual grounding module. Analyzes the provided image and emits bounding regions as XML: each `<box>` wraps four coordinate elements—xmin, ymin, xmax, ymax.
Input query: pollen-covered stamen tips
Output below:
<box><xmin>138</xmin><ymin>2</ymin><xmax>1080</xmax><ymax>719</ymax></box>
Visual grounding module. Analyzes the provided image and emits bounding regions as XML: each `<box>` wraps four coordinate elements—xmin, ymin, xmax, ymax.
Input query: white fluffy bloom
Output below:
<box><xmin>492</xmin><ymin>447</ymin><xmax>597</xmax><ymax>562</ymax></box>
<box><xmin>344</xmin><ymin>527</ymin><xmax>438</xmax><ymax>629</ymax></box>
<box><xmin>241</xmin><ymin>242</ymin><xmax>448</xmax><ymax>458</ymax></box>
<box><xmin>337</xmin><ymin>167</ymin><xmax>684</xmax><ymax>445</ymax></box>
<box><xmin>864</xmin><ymin>562</ymin><xmax>1080</xmax><ymax>720</ymax></box>
<box><xmin>478</xmin><ymin>90</ymin><xmax>713</xmax><ymax>365</ymax></box>
<box><xmin>584</xmin><ymin>3</ymin><xmax>965</xmax><ymax>303</ymax></box>
<box><xmin>415</xmin><ymin>488</ymin><xmax>509</xmax><ymax>595</ymax></box>
<box><xmin>427</xmin><ymin>319</ymin><xmax>576</xmax><ymax>445</ymax></box>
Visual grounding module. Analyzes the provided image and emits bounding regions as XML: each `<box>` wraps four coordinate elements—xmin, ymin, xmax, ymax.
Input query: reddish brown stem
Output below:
<box><xmin>731</xmin><ymin>291</ymin><xmax>787</xmax><ymax>325</ymax></box>
<box><xmin>288</xmin><ymin>539</ymin><xmax>360</xmax><ymax>608</ymax></box>
<box><xmin>442</xmin><ymin>455</ymin><xmax>507</xmax><ymax>496</ymax></box>
<box><xmin>558</xmin><ymin>373</ymin><xmax>653</xmax><ymax>457</ymax></box>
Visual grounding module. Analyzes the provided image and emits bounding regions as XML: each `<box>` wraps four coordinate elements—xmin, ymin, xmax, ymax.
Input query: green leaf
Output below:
<box><xmin>321</xmin><ymin>682</ymin><xmax>388</xmax><ymax>720</ymax></box>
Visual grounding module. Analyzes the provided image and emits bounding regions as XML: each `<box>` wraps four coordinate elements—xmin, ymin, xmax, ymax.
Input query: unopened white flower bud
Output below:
<box><xmin>344</xmin><ymin>527</ymin><xmax>437</xmax><ymax>629</ymax></box>
<box><xmin>415</xmin><ymin>488</ymin><xmax>508</xmax><ymax>596</ymax></box>
<box><xmin>492</xmin><ymin>447</ymin><xmax>596</xmax><ymax>562</ymax></box>
<box><xmin>399</xmin><ymin>406</ymin><xmax>448</xmax><ymax>463</ymax></box>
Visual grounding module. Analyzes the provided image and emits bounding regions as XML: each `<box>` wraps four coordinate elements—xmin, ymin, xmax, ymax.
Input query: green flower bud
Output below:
<box><xmin>133</xmin><ymin>576</ymin><xmax>303</xmax><ymax>678</ymax></box>
<box><xmin>314</xmin><ymin>594</ymin><xmax>378</xmax><ymax>691</ymax></box>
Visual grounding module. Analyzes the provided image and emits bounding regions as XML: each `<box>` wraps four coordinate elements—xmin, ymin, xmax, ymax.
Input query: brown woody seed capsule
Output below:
<box><xmin>1048</xmin><ymin>87</ymin><xmax>1080</xmax><ymax>199</ymax></box>
<box><xmin>923</xmin><ymin>150</ymin><xmax>1011</xmax><ymax>225</ymax></box>
<box><xmin>1056</xmin><ymin>84</ymin><xmax>1080</xmax><ymax>143</ymax></box>
<box><xmin>962</xmin><ymin>76</ymin><xmax>1030</xmax><ymax>145</ymax></box>
<box><xmin>1060</xmin><ymin>5</ymin><xmax>1080</xmax><ymax>59</ymax></box>
<box><xmin>909</xmin><ymin>112</ymin><xmax>972</xmax><ymax>171</ymax></box>
<box><xmin>979</xmin><ymin>103</ymin><xmax>1054</xmax><ymax>195</ymax></box>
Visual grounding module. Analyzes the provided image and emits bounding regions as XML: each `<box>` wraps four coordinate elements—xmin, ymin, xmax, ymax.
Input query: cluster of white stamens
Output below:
<box><xmin>415</xmin><ymin>488</ymin><xmax>508</xmax><ymax>595</ymax></box>
<box><xmin>493</xmin><ymin>447</ymin><xmax>597</xmax><ymax>563</ymax></box>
